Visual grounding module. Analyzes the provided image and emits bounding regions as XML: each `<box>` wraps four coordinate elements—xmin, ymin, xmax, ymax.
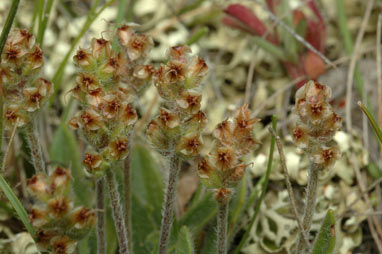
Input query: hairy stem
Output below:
<box><xmin>96</xmin><ymin>179</ymin><xmax>106</xmax><ymax>254</ymax></box>
<box><xmin>217</xmin><ymin>201</ymin><xmax>229</xmax><ymax>254</ymax></box>
<box><xmin>123</xmin><ymin>139</ymin><xmax>133</xmax><ymax>253</ymax></box>
<box><xmin>25</xmin><ymin>121</ymin><xmax>45</xmax><ymax>173</ymax></box>
<box><xmin>296</xmin><ymin>163</ymin><xmax>320</xmax><ymax>254</ymax></box>
<box><xmin>105</xmin><ymin>169</ymin><xmax>129</xmax><ymax>254</ymax></box>
<box><xmin>158</xmin><ymin>153</ymin><xmax>180</xmax><ymax>254</ymax></box>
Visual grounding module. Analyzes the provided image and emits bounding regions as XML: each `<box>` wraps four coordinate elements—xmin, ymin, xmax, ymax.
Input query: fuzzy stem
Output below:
<box><xmin>105</xmin><ymin>169</ymin><xmax>129</xmax><ymax>254</ymax></box>
<box><xmin>296</xmin><ymin>162</ymin><xmax>321</xmax><ymax>254</ymax></box>
<box><xmin>96</xmin><ymin>179</ymin><xmax>106</xmax><ymax>254</ymax></box>
<box><xmin>158</xmin><ymin>153</ymin><xmax>181</xmax><ymax>254</ymax></box>
<box><xmin>217</xmin><ymin>201</ymin><xmax>229</xmax><ymax>254</ymax></box>
<box><xmin>25</xmin><ymin>121</ymin><xmax>45</xmax><ymax>173</ymax></box>
<box><xmin>123</xmin><ymin>139</ymin><xmax>133</xmax><ymax>253</ymax></box>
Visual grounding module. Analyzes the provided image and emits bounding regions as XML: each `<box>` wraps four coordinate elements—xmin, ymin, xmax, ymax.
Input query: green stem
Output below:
<box><xmin>105</xmin><ymin>169</ymin><xmax>129</xmax><ymax>254</ymax></box>
<box><xmin>123</xmin><ymin>139</ymin><xmax>133</xmax><ymax>253</ymax></box>
<box><xmin>25</xmin><ymin>121</ymin><xmax>45</xmax><ymax>173</ymax></box>
<box><xmin>96</xmin><ymin>179</ymin><xmax>106</xmax><ymax>254</ymax></box>
<box><xmin>217</xmin><ymin>201</ymin><xmax>229</xmax><ymax>254</ymax></box>
<box><xmin>158</xmin><ymin>152</ymin><xmax>181</xmax><ymax>254</ymax></box>
<box><xmin>296</xmin><ymin>163</ymin><xmax>321</xmax><ymax>254</ymax></box>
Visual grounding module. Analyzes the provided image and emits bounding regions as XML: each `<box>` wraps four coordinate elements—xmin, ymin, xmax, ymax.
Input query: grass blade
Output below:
<box><xmin>253</xmin><ymin>36</ymin><xmax>286</xmax><ymax>60</ymax></box>
<box><xmin>36</xmin><ymin>0</ymin><xmax>55</xmax><ymax>46</ymax></box>
<box><xmin>186</xmin><ymin>26</ymin><xmax>209</xmax><ymax>46</ymax></box>
<box><xmin>234</xmin><ymin>116</ymin><xmax>277</xmax><ymax>253</ymax></box>
<box><xmin>0</xmin><ymin>0</ymin><xmax>20</xmax><ymax>56</ymax></box>
<box><xmin>358</xmin><ymin>101</ymin><xmax>382</xmax><ymax>144</ymax></box>
<box><xmin>0</xmin><ymin>175</ymin><xmax>36</xmax><ymax>238</ymax></box>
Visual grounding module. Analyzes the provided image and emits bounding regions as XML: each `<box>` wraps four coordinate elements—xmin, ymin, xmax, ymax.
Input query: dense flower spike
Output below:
<box><xmin>70</xmin><ymin>25</ymin><xmax>154</xmax><ymax>176</ymax></box>
<box><xmin>27</xmin><ymin>167</ymin><xmax>95</xmax><ymax>254</ymax></box>
<box><xmin>0</xmin><ymin>29</ymin><xmax>52</xmax><ymax>128</ymax></box>
<box><xmin>291</xmin><ymin>80</ymin><xmax>342</xmax><ymax>169</ymax></box>
<box><xmin>292</xmin><ymin>81</ymin><xmax>342</xmax><ymax>254</ymax></box>
<box><xmin>147</xmin><ymin>45</ymin><xmax>208</xmax><ymax>254</ymax></box>
<box><xmin>146</xmin><ymin>45</ymin><xmax>208</xmax><ymax>158</ymax></box>
<box><xmin>198</xmin><ymin>105</ymin><xmax>258</xmax><ymax>254</ymax></box>
<box><xmin>198</xmin><ymin>104</ymin><xmax>259</xmax><ymax>196</ymax></box>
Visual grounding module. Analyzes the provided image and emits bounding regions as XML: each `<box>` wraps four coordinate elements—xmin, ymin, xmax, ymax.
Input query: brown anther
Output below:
<box><xmin>168</xmin><ymin>61</ymin><xmax>184</xmax><ymax>81</ymax></box>
<box><xmin>75</xmin><ymin>50</ymin><xmax>88</xmax><ymax>61</ymax></box>
<box><xmin>216</xmin><ymin>148</ymin><xmax>234</xmax><ymax>170</ymax></box>
<box><xmin>48</xmin><ymin>197</ymin><xmax>71</xmax><ymax>216</ymax></box>
<box><xmin>214</xmin><ymin>188</ymin><xmax>232</xmax><ymax>204</ymax></box>
<box><xmin>198</xmin><ymin>158</ymin><xmax>212</xmax><ymax>176</ymax></box>
<box><xmin>29</xmin><ymin>91</ymin><xmax>42</xmax><ymax>103</ymax></box>
<box><xmin>54</xmin><ymin>243</ymin><xmax>66</xmax><ymax>254</ymax></box>
<box><xmin>5</xmin><ymin>109</ymin><xmax>17</xmax><ymax>121</ymax></box>
<box><xmin>159</xmin><ymin>110</ymin><xmax>171</xmax><ymax>123</ymax></box>
<box><xmin>108</xmin><ymin>57</ymin><xmax>118</xmax><ymax>68</ymax></box>
<box><xmin>186</xmin><ymin>95</ymin><xmax>199</xmax><ymax>107</ymax></box>
<box><xmin>238</xmin><ymin>119</ymin><xmax>248</xmax><ymax>129</ymax></box>
<box><xmin>20</xmin><ymin>29</ymin><xmax>33</xmax><ymax>42</ymax></box>
<box><xmin>96</xmin><ymin>38</ymin><xmax>108</xmax><ymax>46</ymax></box>
<box><xmin>83</xmin><ymin>153</ymin><xmax>97</xmax><ymax>168</ymax></box>
<box><xmin>314</xmin><ymin>81</ymin><xmax>325</xmax><ymax>91</ymax></box>
<box><xmin>5</xmin><ymin>48</ymin><xmax>19</xmax><ymax>61</ymax></box>
<box><xmin>30</xmin><ymin>47</ymin><xmax>43</xmax><ymax>62</ymax></box>
<box><xmin>310</xmin><ymin>103</ymin><xmax>323</xmax><ymax>115</ymax></box>
<box><xmin>53</xmin><ymin>167</ymin><xmax>68</xmax><ymax>176</ymax></box>
<box><xmin>322</xmin><ymin>149</ymin><xmax>334</xmax><ymax>163</ymax></box>
<box><xmin>116</xmin><ymin>140</ymin><xmax>127</xmax><ymax>151</ymax></box>
<box><xmin>89</xmin><ymin>88</ymin><xmax>102</xmax><ymax>97</ymax></box>
<box><xmin>293</xmin><ymin>127</ymin><xmax>304</xmax><ymax>140</ymax></box>
<box><xmin>131</xmin><ymin>36</ymin><xmax>144</xmax><ymax>50</ymax></box>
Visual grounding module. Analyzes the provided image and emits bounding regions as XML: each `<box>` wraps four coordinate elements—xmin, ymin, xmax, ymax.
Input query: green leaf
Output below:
<box><xmin>176</xmin><ymin>226</ymin><xmax>195</xmax><ymax>254</ymax></box>
<box><xmin>50</xmin><ymin>124</ymin><xmax>92</xmax><ymax>206</ymax></box>
<box><xmin>0</xmin><ymin>175</ymin><xmax>36</xmax><ymax>238</ymax></box>
<box><xmin>105</xmin><ymin>198</ymin><xmax>118</xmax><ymax>254</ymax></box>
<box><xmin>253</xmin><ymin>36</ymin><xmax>286</xmax><ymax>61</ymax></box>
<box><xmin>179</xmin><ymin>192</ymin><xmax>217</xmax><ymax>234</ymax></box>
<box><xmin>200</xmin><ymin>222</ymin><xmax>217</xmax><ymax>254</ymax></box>
<box><xmin>131</xmin><ymin>144</ymin><xmax>164</xmax><ymax>224</ymax></box>
<box><xmin>132</xmin><ymin>192</ymin><xmax>158</xmax><ymax>254</ymax></box>
<box><xmin>312</xmin><ymin>209</ymin><xmax>336</xmax><ymax>254</ymax></box>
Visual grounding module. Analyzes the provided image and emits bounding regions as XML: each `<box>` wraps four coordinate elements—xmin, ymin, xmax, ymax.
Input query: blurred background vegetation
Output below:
<box><xmin>0</xmin><ymin>0</ymin><xmax>382</xmax><ymax>253</ymax></box>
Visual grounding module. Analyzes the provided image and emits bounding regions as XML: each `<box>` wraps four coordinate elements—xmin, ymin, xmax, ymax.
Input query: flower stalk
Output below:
<box><xmin>158</xmin><ymin>151</ymin><xmax>180</xmax><ymax>254</ymax></box>
<box><xmin>123</xmin><ymin>139</ymin><xmax>133</xmax><ymax>253</ymax></box>
<box><xmin>217</xmin><ymin>195</ymin><xmax>229</xmax><ymax>254</ymax></box>
<box><xmin>96</xmin><ymin>179</ymin><xmax>106</xmax><ymax>254</ymax></box>
<box><xmin>105</xmin><ymin>169</ymin><xmax>129</xmax><ymax>254</ymax></box>
<box><xmin>25</xmin><ymin>121</ymin><xmax>45</xmax><ymax>173</ymax></box>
